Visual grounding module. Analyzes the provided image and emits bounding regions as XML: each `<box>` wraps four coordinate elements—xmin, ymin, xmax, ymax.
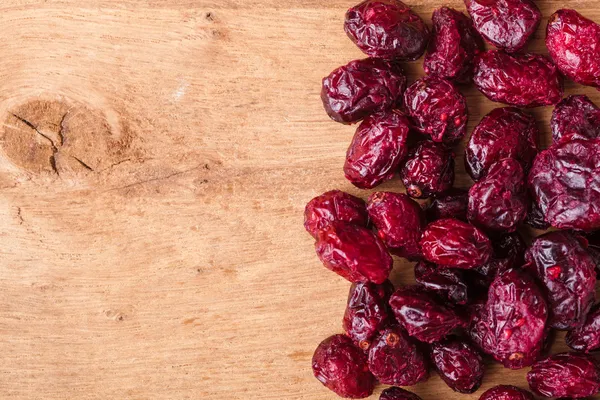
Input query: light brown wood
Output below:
<box><xmin>0</xmin><ymin>1</ymin><xmax>599</xmax><ymax>399</ymax></box>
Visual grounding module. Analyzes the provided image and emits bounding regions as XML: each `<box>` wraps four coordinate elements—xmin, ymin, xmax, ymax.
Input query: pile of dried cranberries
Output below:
<box><xmin>306</xmin><ymin>1</ymin><xmax>600</xmax><ymax>399</ymax></box>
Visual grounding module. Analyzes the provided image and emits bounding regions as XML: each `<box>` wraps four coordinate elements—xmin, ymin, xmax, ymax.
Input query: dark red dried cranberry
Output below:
<box><xmin>321</xmin><ymin>58</ymin><xmax>407</xmax><ymax>124</ymax></box>
<box><xmin>415</xmin><ymin>261</ymin><xmax>468</xmax><ymax>305</ymax></box>
<box><xmin>525</xmin><ymin>200</ymin><xmax>550</xmax><ymax>230</ymax></box>
<box><xmin>586</xmin><ymin>231</ymin><xmax>600</xmax><ymax>278</ymax></box>
<box><xmin>367</xmin><ymin>326</ymin><xmax>429</xmax><ymax>386</ymax></box>
<box><xmin>345</xmin><ymin>0</ymin><xmax>429</xmax><ymax>61</ymax></box>
<box><xmin>479</xmin><ymin>385</ymin><xmax>535</xmax><ymax>400</ymax></box>
<box><xmin>345</xmin><ymin>111</ymin><xmax>411</xmax><ymax>189</ymax></box>
<box><xmin>424</xmin><ymin>188</ymin><xmax>468</xmax><ymax>222</ymax></box>
<box><xmin>380</xmin><ymin>387</ymin><xmax>423</xmax><ymax>400</ymax></box>
<box><xmin>304</xmin><ymin>190</ymin><xmax>368</xmax><ymax>239</ymax></box>
<box><xmin>471</xmin><ymin>232</ymin><xmax>527</xmax><ymax>289</ymax></box>
<box><xmin>551</xmin><ymin>95</ymin><xmax>600</xmax><ymax>144</ymax></box>
<box><xmin>404</xmin><ymin>76</ymin><xmax>468</xmax><ymax>146</ymax></box>
<box><xmin>465</xmin><ymin>0</ymin><xmax>541</xmax><ymax>53</ymax></box>
<box><xmin>465</xmin><ymin>107</ymin><xmax>539</xmax><ymax>181</ymax></box>
<box><xmin>400</xmin><ymin>141</ymin><xmax>454</xmax><ymax>199</ymax></box>
<box><xmin>312</xmin><ymin>334</ymin><xmax>375</xmax><ymax>398</ymax></box>
<box><xmin>546</xmin><ymin>9</ymin><xmax>600</xmax><ymax>90</ymax></box>
<box><xmin>315</xmin><ymin>222</ymin><xmax>392</xmax><ymax>284</ymax></box>
<box><xmin>566</xmin><ymin>303</ymin><xmax>600</xmax><ymax>353</ymax></box>
<box><xmin>367</xmin><ymin>192</ymin><xmax>424</xmax><ymax>259</ymax></box>
<box><xmin>527</xmin><ymin>352</ymin><xmax>600</xmax><ymax>398</ymax></box>
<box><xmin>528</xmin><ymin>138</ymin><xmax>600</xmax><ymax>232</ymax></box>
<box><xmin>473</xmin><ymin>51</ymin><xmax>564</xmax><ymax>107</ymax></box>
<box><xmin>424</xmin><ymin>7</ymin><xmax>484</xmax><ymax>82</ymax></box>
<box><xmin>431</xmin><ymin>337</ymin><xmax>484</xmax><ymax>393</ymax></box>
<box><xmin>420</xmin><ymin>218</ymin><xmax>492</xmax><ymax>269</ymax></box>
<box><xmin>524</xmin><ymin>231</ymin><xmax>597</xmax><ymax>330</ymax></box>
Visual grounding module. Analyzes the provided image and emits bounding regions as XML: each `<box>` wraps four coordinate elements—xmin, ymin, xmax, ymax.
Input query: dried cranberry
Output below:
<box><xmin>471</xmin><ymin>232</ymin><xmax>527</xmax><ymax>289</ymax></box>
<box><xmin>566</xmin><ymin>303</ymin><xmax>600</xmax><ymax>353</ymax></box>
<box><xmin>527</xmin><ymin>352</ymin><xmax>600</xmax><ymax>398</ymax></box>
<box><xmin>551</xmin><ymin>95</ymin><xmax>600</xmax><ymax>144</ymax></box>
<box><xmin>321</xmin><ymin>58</ymin><xmax>407</xmax><ymax>124</ymax></box>
<box><xmin>367</xmin><ymin>325</ymin><xmax>429</xmax><ymax>386</ymax></box>
<box><xmin>424</xmin><ymin>188</ymin><xmax>468</xmax><ymax>222</ymax></box>
<box><xmin>465</xmin><ymin>107</ymin><xmax>539</xmax><ymax>181</ymax></box>
<box><xmin>524</xmin><ymin>231</ymin><xmax>597</xmax><ymax>330</ymax></box>
<box><xmin>479</xmin><ymin>385</ymin><xmax>535</xmax><ymax>400</ymax></box>
<box><xmin>404</xmin><ymin>76</ymin><xmax>468</xmax><ymax>146</ymax></box>
<box><xmin>420</xmin><ymin>218</ymin><xmax>492</xmax><ymax>269</ymax></box>
<box><xmin>345</xmin><ymin>0</ymin><xmax>429</xmax><ymax>61</ymax></box>
<box><xmin>304</xmin><ymin>190</ymin><xmax>368</xmax><ymax>239</ymax></box>
<box><xmin>528</xmin><ymin>138</ymin><xmax>600</xmax><ymax>232</ymax></box>
<box><xmin>315</xmin><ymin>222</ymin><xmax>392</xmax><ymax>284</ymax></box>
<box><xmin>415</xmin><ymin>261</ymin><xmax>468</xmax><ymax>305</ymax></box>
<box><xmin>465</xmin><ymin>0</ymin><xmax>541</xmax><ymax>53</ymax></box>
<box><xmin>431</xmin><ymin>337</ymin><xmax>484</xmax><ymax>393</ymax></box>
<box><xmin>424</xmin><ymin>7</ymin><xmax>484</xmax><ymax>82</ymax></box>
<box><xmin>400</xmin><ymin>141</ymin><xmax>454</xmax><ymax>199</ymax></box>
<box><xmin>345</xmin><ymin>111</ymin><xmax>411</xmax><ymax>189</ymax></box>
<box><xmin>367</xmin><ymin>192</ymin><xmax>424</xmax><ymax>259</ymax></box>
<box><xmin>525</xmin><ymin>200</ymin><xmax>550</xmax><ymax>230</ymax></box>
<box><xmin>380</xmin><ymin>387</ymin><xmax>423</xmax><ymax>400</ymax></box>
<box><xmin>473</xmin><ymin>51</ymin><xmax>564</xmax><ymax>108</ymax></box>
<box><xmin>546</xmin><ymin>9</ymin><xmax>600</xmax><ymax>90</ymax></box>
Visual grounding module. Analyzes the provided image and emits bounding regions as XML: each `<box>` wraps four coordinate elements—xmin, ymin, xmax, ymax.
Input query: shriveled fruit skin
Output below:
<box><xmin>465</xmin><ymin>107</ymin><xmax>539</xmax><ymax>181</ymax></box>
<box><xmin>470</xmin><ymin>232</ymin><xmax>526</xmax><ymax>290</ymax></box>
<box><xmin>525</xmin><ymin>200</ymin><xmax>550</xmax><ymax>230</ymax></box>
<box><xmin>415</xmin><ymin>261</ymin><xmax>468</xmax><ymax>305</ymax></box>
<box><xmin>304</xmin><ymin>190</ymin><xmax>368</xmax><ymax>239</ymax></box>
<box><xmin>345</xmin><ymin>111</ymin><xmax>411</xmax><ymax>189</ymax></box>
<box><xmin>528</xmin><ymin>138</ymin><xmax>600</xmax><ymax>232</ymax></box>
<box><xmin>473</xmin><ymin>51</ymin><xmax>563</xmax><ymax>108</ymax></box>
<box><xmin>425</xmin><ymin>188</ymin><xmax>468</xmax><ymax>222</ymax></box>
<box><xmin>546</xmin><ymin>9</ymin><xmax>600</xmax><ymax>90</ymax></box>
<box><xmin>380</xmin><ymin>387</ymin><xmax>423</xmax><ymax>400</ymax></box>
<box><xmin>315</xmin><ymin>222</ymin><xmax>392</xmax><ymax>284</ymax></box>
<box><xmin>404</xmin><ymin>76</ymin><xmax>468</xmax><ymax>146</ymax></box>
<box><xmin>367</xmin><ymin>326</ymin><xmax>429</xmax><ymax>386</ymax></box>
<box><xmin>465</xmin><ymin>0</ymin><xmax>541</xmax><ymax>53</ymax></box>
<box><xmin>367</xmin><ymin>192</ymin><xmax>425</xmax><ymax>259</ymax></box>
<box><xmin>431</xmin><ymin>337</ymin><xmax>484</xmax><ymax>393</ymax></box>
<box><xmin>424</xmin><ymin>7</ymin><xmax>484</xmax><ymax>82</ymax></box>
<box><xmin>551</xmin><ymin>95</ymin><xmax>600</xmax><ymax>144</ymax></box>
<box><xmin>479</xmin><ymin>385</ymin><xmax>535</xmax><ymax>400</ymax></box>
<box><xmin>566</xmin><ymin>303</ymin><xmax>600</xmax><ymax>353</ymax></box>
<box><xmin>312</xmin><ymin>334</ymin><xmax>375</xmax><ymax>398</ymax></box>
<box><xmin>345</xmin><ymin>0</ymin><xmax>430</xmax><ymax>61</ymax></box>
<box><xmin>400</xmin><ymin>141</ymin><xmax>455</xmax><ymax>199</ymax></box>
<box><xmin>524</xmin><ymin>231</ymin><xmax>597</xmax><ymax>330</ymax></box>
<box><xmin>527</xmin><ymin>352</ymin><xmax>600</xmax><ymax>398</ymax></box>
<box><xmin>321</xmin><ymin>58</ymin><xmax>407</xmax><ymax>124</ymax></box>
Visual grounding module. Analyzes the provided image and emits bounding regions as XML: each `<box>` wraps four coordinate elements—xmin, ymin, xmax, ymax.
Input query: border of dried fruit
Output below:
<box><xmin>306</xmin><ymin>1</ymin><xmax>600</xmax><ymax>399</ymax></box>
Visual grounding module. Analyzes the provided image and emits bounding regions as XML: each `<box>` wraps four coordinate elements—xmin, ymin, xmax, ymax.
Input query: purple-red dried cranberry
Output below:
<box><xmin>431</xmin><ymin>337</ymin><xmax>484</xmax><ymax>393</ymax></box>
<box><xmin>551</xmin><ymin>95</ymin><xmax>600</xmax><ymax>144</ymax></box>
<box><xmin>404</xmin><ymin>76</ymin><xmax>468</xmax><ymax>146</ymax></box>
<box><xmin>415</xmin><ymin>261</ymin><xmax>468</xmax><ymax>305</ymax></box>
<box><xmin>424</xmin><ymin>188</ymin><xmax>468</xmax><ymax>222</ymax></box>
<box><xmin>304</xmin><ymin>190</ymin><xmax>368</xmax><ymax>239</ymax></box>
<box><xmin>380</xmin><ymin>387</ymin><xmax>423</xmax><ymax>400</ymax></box>
<box><xmin>321</xmin><ymin>58</ymin><xmax>407</xmax><ymax>124</ymax></box>
<box><xmin>400</xmin><ymin>141</ymin><xmax>455</xmax><ymax>199</ymax></box>
<box><xmin>345</xmin><ymin>0</ymin><xmax>429</xmax><ymax>61</ymax></box>
<box><xmin>315</xmin><ymin>222</ymin><xmax>392</xmax><ymax>284</ymax></box>
<box><xmin>312</xmin><ymin>334</ymin><xmax>375</xmax><ymax>398</ymax></box>
<box><xmin>470</xmin><ymin>232</ymin><xmax>526</xmax><ymax>289</ymax></box>
<box><xmin>525</xmin><ymin>200</ymin><xmax>550</xmax><ymax>230</ymax></box>
<box><xmin>566</xmin><ymin>303</ymin><xmax>600</xmax><ymax>353</ymax></box>
<box><xmin>345</xmin><ymin>111</ymin><xmax>411</xmax><ymax>189</ymax></box>
<box><xmin>479</xmin><ymin>385</ymin><xmax>535</xmax><ymax>400</ymax></box>
<box><xmin>473</xmin><ymin>51</ymin><xmax>564</xmax><ymax>108</ymax></box>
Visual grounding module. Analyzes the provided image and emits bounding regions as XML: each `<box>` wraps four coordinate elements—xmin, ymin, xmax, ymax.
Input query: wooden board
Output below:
<box><xmin>0</xmin><ymin>0</ymin><xmax>599</xmax><ymax>399</ymax></box>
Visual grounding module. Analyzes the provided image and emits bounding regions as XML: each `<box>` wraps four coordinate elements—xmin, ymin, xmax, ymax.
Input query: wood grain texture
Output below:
<box><xmin>0</xmin><ymin>0</ymin><xmax>599</xmax><ymax>399</ymax></box>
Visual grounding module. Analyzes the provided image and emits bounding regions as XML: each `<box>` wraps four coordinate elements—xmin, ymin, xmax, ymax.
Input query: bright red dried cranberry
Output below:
<box><xmin>367</xmin><ymin>192</ymin><xmax>424</xmax><ymax>259</ymax></box>
<box><xmin>424</xmin><ymin>188</ymin><xmax>468</xmax><ymax>222</ymax></box>
<box><xmin>527</xmin><ymin>352</ymin><xmax>600</xmax><ymax>398</ymax></box>
<box><xmin>380</xmin><ymin>387</ymin><xmax>423</xmax><ymax>400</ymax></box>
<box><xmin>415</xmin><ymin>261</ymin><xmax>468</xmax><ymax>305</ymax></box>
<box><xmin>424</xmin><ymin>7</ymin><xmax>484</xmax><ymax>82</ymax></box>
<box><xmin>431</xmin><ymin>337</ymin><xmax>484</xmax><ymax>393</ymax></box>
<box><xmin>304</xmin><ymin>190</ymin><xmax>368</xmax><ymax>239</ymax></box>
<box><xmin>420</xmin><ymin>218</ymin><xmax>492</xmax><ymax>269</ymax></box>
<box><xmin>345</xmin><ymin>0</ymin><xmax>429</xmax><ymax>61</ymax></box>
<box><xmin>321</xmin><ymin>58</ymin><xmax>407</xmax><ymax>124</ymax></box>
<box><xmin>404</xmin><ymin>76</ymin><xmax>468</xmax><ymax>146</ymax></box>
<box><xmin>367</xmin><ymin>325</ymin><xmax>429</xmax><ymax>386</ymax></box>
<box><xmin>312</xmin><ymin>334</ymin><xmax>374</xmax><ymax>398</ymax></box>
<box><xmin>473</xmin><ymin>51</ymin><xmax>564</xmax><ymax>108</ymax></box>
<box><xmin>566</xmin><ymin>303</ymin><xmax>600</xmax><ymax>353</ymax></box>
<box><xmin>465</xmin><ymin>107</ymin><xmax>539</xmax><ymax>181</ymax></box>
<box><xmin>345</xmin><ymin>111</ymin><xmax>411</xmax><ymax>189</ymax></box>
<box><xmin>525</xmin><ymin>200</ymin><xmax>550</xmax><ymax>230</ymax></box>
<box><xmin>315</xmin><ymin>222</ymin><xmax>392</xmax><ymax>284</ymax></box>
<box><xmin>465</xmin><ymin>0</ymin><xmax>541</xmax><ymax>53</ymax></box>
<box><xmin>479</xmin><ymin>385</ymin><xmax>535</xmax><ymax>400</ymax></box>
<box><xmin>400</xmin><ymin>141</ymin><xmax>455</xmax><ymax>199</ymax></box>
<box><xmin>551</xmin><ymin>95</ymin><xmax>600</xmax><ymax>144</ymax></box>
<box><xmin>524</xmin><ymin>231</ymin><xmax>597</xmax><ymax>330</ymax></box>
<box><xmin>547</xmin><ymin>10</ymin><xmax>600</xmax><ymax>90</ymax></box>
<box><xmin>470</xmin><ymin>232</ymin><xmax>526</xmax><ymax>289</ymax></box>
<box><xmin>528</xmin><ymin>138</ymin><xmax>600</xmax><ymax>232</ymax></box>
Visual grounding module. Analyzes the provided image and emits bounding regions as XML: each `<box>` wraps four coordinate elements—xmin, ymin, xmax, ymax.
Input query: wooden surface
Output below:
<box><xmin>0</xmin><ymin>0</ymin><xmax>600</xmax><ymax>399</ymax></box>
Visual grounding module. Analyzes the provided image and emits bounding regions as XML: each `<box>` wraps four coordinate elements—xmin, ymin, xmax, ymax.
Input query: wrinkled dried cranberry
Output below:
<box><xmin>524</xmin><ymin>231</ymin><xmax>597</xmax><ymax>330</ymax></box>
<box><xmin>367</xmin><ymin>192</ymin><xmax>424</xmax><ymax>259</ymax></box>
<box><xmin>420</xmin><ymin>218</ymin><xmax>492</xmax><ymax>269</ymax></box>
<box><xmin>525</xmin><ymin>200</ymin><xmax>550</xmax><ymax>230</ymax></box>
<box><xmin>315</xmin><ymin>222</ymin><xmax>392</xmax><ymax>284</ymax></box>
<box><xmin>380</xmin><ymin>387</ymin><xmax>423</xmax><ymax>400</ymax></box>
<box><xmin>368</xmin><ymin>325</ymin><xmax>429</xmax><ymax>386</ymax></box>
<box><xmin>465</xmin><ymin>107</ymin><xmax>539</xmax><ymax>181</ymax></box>
<box><xmin>566</xmin><ymin>303</ymin><xmax>600</xmax><ymax>353</ymax></box>
<box><xmin>551</xmin><ymin>95</ymin><xmax>600</xmax><ymax>144</ymax></box>
<box><xmin>415</xmin><ymin>261</ymin><xmax>468</xmax><ymax>305</ymax></box>
<box><xmin>304</xmin><ymin>190</ymin><xmax>368</xmax><ymax>239</ymax></box>
<box><xmin>312</xmin><ymin>334</ymin><xmax>375</xmax><ymax>398</ymax></box>
<box><xmin>547</xmin><ymin>9</ymin><xmax>600</xmax><ymax>90</ymax></box>
<box><xmin>424</xmin><ymin>7</ymin><xmax>484</xmax><ymax>82</ymax></box>
<box><xmin>424</xmin><ymin>188</ymin><xmax>468</xmax><ymax>222</ymax></box>
<box><xmin>345</xmin><ymin>0</ymin><xmax>429</xmax><ymax>61</ymax></box>
<box><xmin>470</xmin><ymin>232</ymin><xmax>526</xmax><ymax>289</ymax></box>
<box><xmin>469</xmin><ymin>269</ymin><xmax>548</xmax><ymax>369</ymax></box>
<box><xmin>473</xmin><ymin>51</ymin><xmax>563</xmax><ymax>108</ymax></box>
<box><xmin>528</xmin><ymin>138</ymin><xmax>600</xmax><ymax>232</ymax></box>
<box><xmin>527</xmin><ymin>352</ymin><xmax>600</xmax><ymax>398</ymax></box>
<box><xmin>345</xmin><ymin>111</ymin><xmax>411</xmax><ymax>189</ymax></box>
<box><xmin>404</xmin><ymin>76</ymin><xmax>468</xmax><ymax>146</ymax></box>
<box><xmin>400</xmin><ymin>141</ymin><xmax>454</xmax><ymax>199</ymax></box>
<box><xmin>479</xmin><ymin>385</ymin><xmax>535</xmax><ymax>400</ymax></box>
<box><xmin>431</xmin><ymin>337</ymin><xmax>484</xmax><ymax>393</ymax></box>
<box><xmin>321</xmin><ymin>58</ymin><xmax>407</xmax><ymax>124</ymax></box>
<box><xmin>465</xmin><ymin>0</ymin><xmax>541</xmax><ymax>53</ymax></box>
